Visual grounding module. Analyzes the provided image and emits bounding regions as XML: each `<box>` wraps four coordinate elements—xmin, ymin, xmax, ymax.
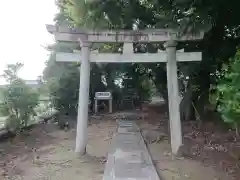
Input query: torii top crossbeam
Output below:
<box><xmin>46</xmin><ymin>25</ymin><xmax>204</xmax><ymax>43</ymax></box>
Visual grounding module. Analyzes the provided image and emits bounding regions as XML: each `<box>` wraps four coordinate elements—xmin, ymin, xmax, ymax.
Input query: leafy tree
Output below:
<box><xmin>2</xmin><ymin>63</ymin><xmax>24</xmax><ymax>82</ymax></box>
<box><xmin>51</xmin><ymin>0</ymin><xmax>240</xmax><ymax>122</ymax></box>
<box><xmin>43</xmin><ymin>42</ymin><xmax>110</xmax><ymax>114</ymax></box>
<box><xmin>43</xmin><ymin>44</ymin><xmax>80</xmax><ymax>115</ymax></box>
<box><xmin>48</xmin><ymin>63</ymin><xmax>80</xmax><ymax>115</ymax></box>
<box><xmin>0</xmin><ymin>63</ymin><xmax>39</xmax><ymax>131</ymax></box>
<box><xmin>217</xmin><ymin>50</ymin><xmax>240</xmax><ymax>136</ymax></box>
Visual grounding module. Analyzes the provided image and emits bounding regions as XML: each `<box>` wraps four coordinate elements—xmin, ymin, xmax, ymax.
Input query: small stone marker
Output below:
<box><xmin>94</xmin><ymin>92</ymin><xmax>112</xmax><ymax>113</ymax></box>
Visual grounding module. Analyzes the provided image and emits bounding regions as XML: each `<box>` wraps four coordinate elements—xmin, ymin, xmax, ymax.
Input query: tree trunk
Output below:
<box><xmin>180</xmin><ymin>86</ymin><xmax>195</xmax><ymax>121</ymax></box>
<box><xmin>235</xmin><ymin>123</ymin><xmax>239</xmax><ymax>138</ymax></box>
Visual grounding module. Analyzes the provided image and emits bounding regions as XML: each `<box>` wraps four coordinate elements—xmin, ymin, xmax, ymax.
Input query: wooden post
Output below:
<box><xmin>164</xmin><ymin>40</ymin><xmax>183</xmax><ymax>155</ymax></box>
<box><xmin>75</xmin><ymin>42</ymin><xmax>91</xmax><ymax>155</ymax></box>
<box><xmin>109</xmin><ymin>99</ymin><xmax>113</xmax><ymax>113</ymax></box>
<box><xmin>94</xmin><ymin>99</ymin><xmax>98</xmax><ymax>113</ymax></box>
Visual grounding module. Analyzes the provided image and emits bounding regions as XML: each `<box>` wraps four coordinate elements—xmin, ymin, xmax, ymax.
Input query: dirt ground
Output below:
<box><xmin>0</xmin><ymin>117</ymin><xmax>116</xmax><ymax>180</ymax></box>
<box><xmin>139</xmin><ymin>104</ymin><xmax>240</xmax><ymax>180</ymax></box>
<box><xmin>0</xmin><ymin>107</ymin><xmax>239</xmax><ymax>180</ymax></box>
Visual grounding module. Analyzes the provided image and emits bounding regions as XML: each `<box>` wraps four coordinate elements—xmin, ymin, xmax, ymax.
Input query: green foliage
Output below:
<box><xmin>49</xmin><ymin>66</ymin><xmax>80</xmax><ymax>115</ymax></box>
<box><xmin>0</xmin><ymin>64</ymin><xmax>39</xmax><ymax>131</ymax></box>
<box><xmin>2</xmin><ymin>63</ymin><xmax>24</xmax><ymax>82</ymax></box>
<box><xmin>121</xmin><ymin>64</ymin><xmax>153</xmax><ymax>101</ymax></box>
<box><xmin>43</xmin><ymin>43</ymin><xmax>81</xmax><ymax>115</ymax></box>
<box><xmin>50</xmin><ymin>0</ymin><xmax>240</xmax><ymax>120</ymax></box>
<box><xmin>217</xmin><ymin>50</ymin><xmax>240</xmax><ymax>133</ymax></box>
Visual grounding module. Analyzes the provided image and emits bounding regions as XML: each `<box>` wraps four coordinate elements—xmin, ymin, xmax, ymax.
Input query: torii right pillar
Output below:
<box><xmin>164</xmin><ymin>40</ymin><xmax>183</xmax><ymax>155</ymax></box>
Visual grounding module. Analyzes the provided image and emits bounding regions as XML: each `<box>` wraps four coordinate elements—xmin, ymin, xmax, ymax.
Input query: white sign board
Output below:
<box><xmin>95</xmin><ymin>92</ymin><xmax>112</xmax><ymax>99</ymax></box>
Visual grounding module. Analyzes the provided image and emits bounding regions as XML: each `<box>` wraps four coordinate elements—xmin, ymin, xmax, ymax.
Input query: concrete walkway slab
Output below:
<box><xmin>103</xmin><ymin>119</ymin><xmax>160</xmax><ymax>180</ymax></box>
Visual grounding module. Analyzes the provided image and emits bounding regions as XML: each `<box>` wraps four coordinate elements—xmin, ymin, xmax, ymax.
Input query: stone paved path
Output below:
<box><xmin>103</xmin><ymin>119</ymin><xmax>160</xmax><ymax>180</ymax></box>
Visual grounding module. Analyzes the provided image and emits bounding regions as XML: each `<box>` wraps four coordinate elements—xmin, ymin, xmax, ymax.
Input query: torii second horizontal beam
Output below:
<box><xmin>56</xmin><ymin>52</ymin><xmax>202</xmax><ymax>63</ymax></box>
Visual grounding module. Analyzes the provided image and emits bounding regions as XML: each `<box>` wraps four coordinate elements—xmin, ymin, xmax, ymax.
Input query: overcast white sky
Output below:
<box><xmin>0</xmin><ymin>0</ymin><xmax>58</xmax><ymax>84</ymax></box>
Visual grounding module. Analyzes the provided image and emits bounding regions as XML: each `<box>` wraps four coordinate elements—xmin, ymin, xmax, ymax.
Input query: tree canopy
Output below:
<box><xmin>43</xmin><ymin>0</ymin><xmax>240</xmax><ymax>132</ymax></box>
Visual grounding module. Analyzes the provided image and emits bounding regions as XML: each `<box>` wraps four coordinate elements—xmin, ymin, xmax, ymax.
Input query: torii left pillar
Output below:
<box><xmin>75</xmin><ymin>41</ymin><xmax>91</xmax><ymax>155</ymax></box>
<box><xmin>164</xmin><ymin>40</ymin><xmax>183</xmax><ymax>155</ymax></box>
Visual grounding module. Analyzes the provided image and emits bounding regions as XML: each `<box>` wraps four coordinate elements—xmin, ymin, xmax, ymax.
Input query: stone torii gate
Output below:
<box><xmin>46</xmin><ymin>25</ymin><xmax>203</xmax><ymax>155</ymax></box>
